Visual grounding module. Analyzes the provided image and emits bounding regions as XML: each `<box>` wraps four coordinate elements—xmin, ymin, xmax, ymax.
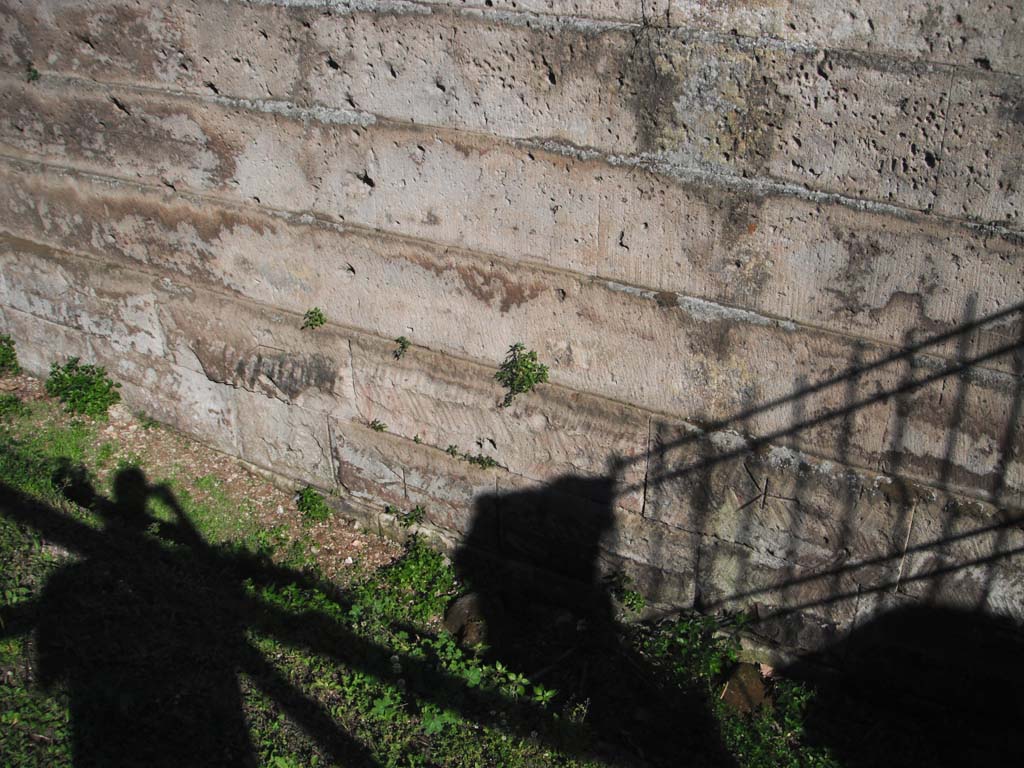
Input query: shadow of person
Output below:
<box><xmin>782</xmin><ymin>604</ymin><xmax>1024</xmax><ymax>767</ymax></box>
<box><xmin>3</xmin><ymin>460</ymin><xmax>610</xmax><ymax>767</ymax></box>
<box><xmin>453</xmin><ymin>463</ymin><xmax>734</xmax><ymax>767</ymax></box>
<box><xmin>34</xmin><ymin>464</ymin><xmax>258</xmax><ymax>767</ymax></box>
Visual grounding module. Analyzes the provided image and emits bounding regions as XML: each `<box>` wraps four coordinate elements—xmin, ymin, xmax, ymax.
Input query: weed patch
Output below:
<box><xmin>297</xmin><ymin>486</ymin><xmax>331</xmax><ymax>523</ymax></box>
<box><xmin>0</xmin><ymin>334</ymin><xmax>19</xmax><ymax>376</ymax></box>
<box><xmin>393</xmin><ymin>336</ymin><xmax>411</xmax><ymax>359</ymax></box>
<box><xmin>443</xmin><ymin>444</ymin><xmax>501</xmax><ymax>470</ymax></box>
<box><xmin>495</xmin><ymin>342</ymin><xmax>548</xmax><ymax>407</ymax></box>
<box><xmin>397</xmin><ymin>505</ymin><xmax>426</xmax><ymax>529</ymax></box>
<box><xmin>45</xmin><ymin>358</ymin><xmax>121</xmax><ymax>418</ymax></box>
<box><xmin>0</xmin><ymin>394</ymin><xmax>27</xmax><ymax>422</ymax></box>
<box><xmin>301</xmin><ymin>307</ymin><xmax>326</xmax><ymax>330</ymax></box>
<box><xmin>606</xmin><ymin>572</ymin><xmax>646</xmax><ymax>614</ymax></box>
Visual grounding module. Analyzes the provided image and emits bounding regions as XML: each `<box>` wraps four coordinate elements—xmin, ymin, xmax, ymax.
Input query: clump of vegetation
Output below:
<box><xmin>638</xmin><ymin>614</ymin><xmax>837</xmax><ymax>766</ymax></box>
<box><xmin>393</xmin><ymin>336</ymin><xmax>411</xmax><ymax>360</ymax></box>
<box><xmin>25</xmin><ymin>63</ymin><xmax>40</xmax><ymax>82</ymax></box>
<box><xmin>0</xmin><ymin>334</ymin><xmax>20</xmax><ymax>376</ymax></box>
<box><xmin>398</xmin><ymin>504</ymin><xmax>426</xmax><ymax>529</ymax></box>
<box><xmin>443</xmin><ymin>443</ymin><xmax>501</xmax><ymax>470</ymax></box>
<box><xmin>495</xmin><ymin>343</ymin><xmax>548</xmax><ymax>407</ymax></box>
<box><xmin>135</xmin><ymin>411</ymin><xmax>161</xmax><ymax>430</ymax></box>
<box><xmin>0</xmin><ymin>393</ymin><xmax>27</xmax><ymax>421</ymax></box>
<box><xmin>44</xmin><ymin>358</ymin><xmax>121</xmax><ymax>418</ymax></box>
<box><xmin>0</xmin><ymin>336</ymin><xmax>20</xmax><ymax>377</ymax></box>
<box><xmin>301</xmin><ymin>307</ymin><xmax>326</xmax><ymax>330</ymax></box>
<box><xmin>606</xmin><ymin>571</ymin><xmax>646</xmax><ymax>613</ymax></box>
<box><xmin>464</xmin><ymin>452</ymin><xmax>499</xmax><ymax>469</ymax></box>
<box><xmin>296</xmin><ymin>486</ymin><xmax>331</xmax><ymax>523</ymax></box>
<box><xmin>369</xmin><ymin>419</ymin><xmax>387</xmax><ymax>432</ymax></box>
<box><xmin>718</xmin><ymin>679</ymin><xmax>835</xmax><ymax>768</ymax></box>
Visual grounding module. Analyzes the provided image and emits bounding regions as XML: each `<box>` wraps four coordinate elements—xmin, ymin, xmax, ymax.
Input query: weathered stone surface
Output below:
<box><xmin>351</xmin><ymin>335</ymin><xmax>651</xmax><ymax>511</ymax></box>
<box><xmin>667</xmin><ymin>1</ymin><xmax>1024</xmax><ymax>75</ymax></box>
<box><xmin>434</xmin><ymin>1</ymin><xmax>1024</xmax><ymax>73</ymax></box>
<box><xmin>1</xmin><ymin>166</ymin><xmax>1020</xmax><ymax>503</ymax></box>
<box><xmin>897</xmin><ymin>496</ymin><xmax>1024</xmax><ymax>616</ymax></box>
<box><xmin>329</xmin><ymin>418</ymin><xmax>498</xmax><ymax>542</ymax></box>
<box><xmin>5</xmin><ymin>159</ymin><xmax>1021</xmax><ymax>380</ymax></box>
<box><xmin>936</xmin><ymin>73</ymin><xmax>1024</xmax><ymax>225</ymax></box>
<box><xmin>2</xmin><ymin>232</ymin><xmax>1020</xmax><ymax>652</ymax></box>
<box><xmin>9</xmin><ymin>0</ymin><xmax>1019</xmax><ymax>78</ymax></box>
<box><xmin>0</xmin><ymin>299</ymin><xmax>240</xmax><ymax>459</ymax></box>
<box><xmin>0</xmin><ymin>233</ymin><xmax>658</xmax><ymax>502</ymax></box>
<box><xmin>719</xmin><ymin>662</ymin><xmax>767</xmax><ymax>714</ymax></box>
<box><xmin>1</xmin><ymin>5</ymin><xmax>1021</xmax><ymax>223</ymax></box>
<box><xmin>637</xmin><ymin>413</ymin><xmax>1024</xmax><ymax>650</ymax></box>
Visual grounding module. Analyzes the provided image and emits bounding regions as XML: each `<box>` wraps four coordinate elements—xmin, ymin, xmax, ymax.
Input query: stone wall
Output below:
<box><xmin>1</xmin><ymin>0</ymin><xmax>1022</xmax><ymax>660</ymax></box>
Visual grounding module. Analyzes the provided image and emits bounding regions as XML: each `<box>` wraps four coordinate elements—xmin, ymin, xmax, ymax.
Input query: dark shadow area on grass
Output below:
<box><xmin>0</xmin><ymin>465</ymin><xmax>381</xmax><ymax>768</ymax></box>
<box><xmin>0</xmin><ymin>463</ymin><xmax>677</xmax><ymax>768</ymax></box>
<box><xmin>782</xmin><ymin>605</ymin><xmax>1024</xmax><ymax>767</ymax></box>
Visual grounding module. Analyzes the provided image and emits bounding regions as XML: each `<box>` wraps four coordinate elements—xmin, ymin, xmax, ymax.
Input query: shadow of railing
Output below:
<box><xmin>452</xmin><ymin>299</ymin><xmax>1024</xmax><ymax>765</ymax></box>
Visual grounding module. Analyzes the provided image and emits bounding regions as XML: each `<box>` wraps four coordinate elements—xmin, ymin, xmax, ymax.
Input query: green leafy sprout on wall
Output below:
<box><xmin>494</xmin><ymin>343</ymin><xmax>549</xmax><ymax>407</ymax></box>
<box><xmin>301</xmin><ymin>307</ymin><xmax>326</xmax><ymax>330</ymax></box>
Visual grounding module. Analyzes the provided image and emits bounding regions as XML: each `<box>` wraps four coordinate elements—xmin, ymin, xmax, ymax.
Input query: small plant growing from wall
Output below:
<box><xmin>296</xmin><ymin>486</ymin><xmax>331</xmax><ymax>523</ymax></box>
<box><xmin>606</xmin><ymin>572</ymin><xmax>646</xmax><ymax>614</ymax></box>
<box><xmin>25</xmin><ymin>63</ymin><xmax>40</xmax><ymax>82</ymax></box>
<box><xmin>0</xmin><ymin>334</ymin><xmax>20</xmax><ymax>376</ymax></box>
<box><xmin>369</xmin><ymin>419</ymin><xmax>388</xmax><ymax>432</ymax></box>
<box><xmin>441</xmin><ymin>443</ymin><xmax>501</xmax><ymax>470</ymax></box>
<box><xmin>400</xmin><ymin>504</ymin><xmax>426</xmax><ymax>529</ymax></box>
<box><xmin>45</xmin><ymin>358</ymin><xmax>121</xmax><ymax>418</ymax></box>
<box><xmin>301</xmin><ymin>307</ymin><xmax>326</xmax><ymax>330</ymax></box>
<box><xmin>495</xmin><ymin>342</ymin><xmax>548</xmax><ymax>407</ymax></box>
<box><xmin>464</xmin><ymin>453</ymin><xmax>499</xmax><ymax>469</ymax></box>
<box><xmin>393</xmin><ymin>336</ymin><xmax>411</xmax><ymax>359</ymax></box>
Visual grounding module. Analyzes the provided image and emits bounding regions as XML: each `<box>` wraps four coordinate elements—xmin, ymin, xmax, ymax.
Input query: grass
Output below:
<box><xmin>0</xmin><ymin>394</ymin><xmax>28</xmax><ymax>422</ymax></box>
<box><xmin>0</xmin><ymin>382</ymin><xmax>837</xmax><ymax>768</ymax></box>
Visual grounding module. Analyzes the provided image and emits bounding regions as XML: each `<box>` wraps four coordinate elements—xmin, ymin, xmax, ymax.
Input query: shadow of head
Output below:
<box><xmin>783</xmin><ymin>604</ymin><xmax>1024</xmax><ymax>766</ymax></box>
<box><xmin>109</xmin><ymin>466</ymin><xmax>150</xmax><ymax>522</ymax></box>
<box><xmin>452</xmin><ymin>472</ymin><xmax>618</xmax><ymax>665</ymax></box>
<box><xmin>53</xmin><ymin>460</ymin><xmax>154</xmax><ymax>532</ymax></box>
